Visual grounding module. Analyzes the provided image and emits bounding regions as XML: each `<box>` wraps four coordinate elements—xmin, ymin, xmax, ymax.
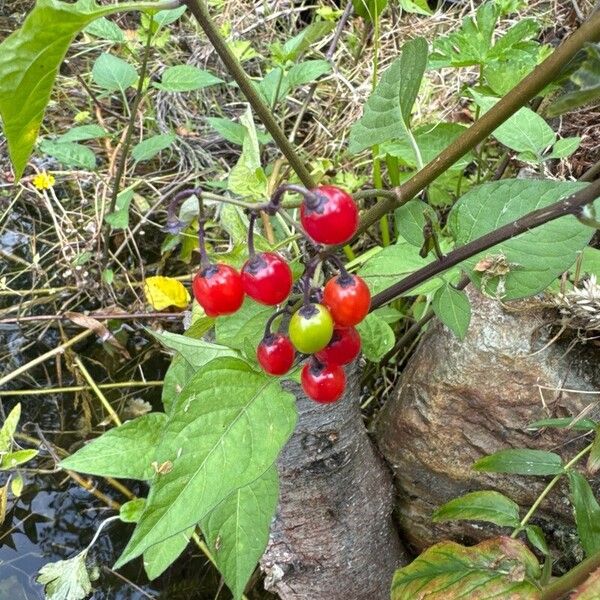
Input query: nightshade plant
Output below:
<box><xmin>3</xmin><ymin>0</ymin><xmax>600</xmax><ymax>598</ymax></box>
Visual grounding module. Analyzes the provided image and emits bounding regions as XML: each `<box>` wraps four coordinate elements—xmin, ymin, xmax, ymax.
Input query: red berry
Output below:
<box><xmin>300</xmin><ymin>185</ymin><xmax>358</xmax><ymax>245</ymax></box>
<box><xmin>192</xmin><ymin>263</ymin><xmax>244</xmax><ymax>317</ymax></box>
<box><xmin>257</xmin><ymin>334</ymin><xmax>295</xmax><ymax>375</ymax></box>
<box><xmin>315</xmin><ymin>327</ymin><xmax>361</xmax><ymax>366</ymax></box>
<box><xmin>242</xmin><ymin>252</ymin><xmax>293</xmax><ymax>306</ymax></box>
<box><xmin>323</xmin><ymin>273</ymin><xmax>371</xmax><ymax>326</ymax></box>
<box><xmin>301</xmin><ymin>359</ymin><xmax>346</xmax><ymax>404</ymax></box>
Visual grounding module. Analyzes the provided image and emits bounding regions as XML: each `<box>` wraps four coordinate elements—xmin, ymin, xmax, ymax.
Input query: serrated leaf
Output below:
<box><xmin>449</xmin><ymin>179</ymin><xmax>592</xmax><ymax>299</ymax></box>
<box><xmin>92</xmin><ymin>52</ymin><xmax>137</xmax><ymax>92</ymax></box>
<box><xmin>571</xmin><ymin>566</ymin><xmax>600</xmax><ymax>599</ymax></box>
<box><xmin>527</xmin><ymin>417</ymin><xmax>597</xmax><ymax>431</ymax></box>
<box><xmin>104</xmin><ymin>188</ymin><xmax>133</xmax><ymax>229</ymax></box>
<box><xmin>355</xmin><ymin>312</ymin><xmax>394</xmax><ymax>362</ymax></box>
<box><xmin>57</xmin><ymin>124</ymin><xmax>107</xmax><ymax>143</ymax></box>
<box><xmin>0</xmin><ymin>449</ymin><xmax>38</xmax><ymax>470</ymax></box>
<box><xmin>286</xmin><ymin>59</ymin><xmax>331</xmax><ymax>87</ymax></box>
<box><xmin>228</xmin><ymin>106</ymin><xmax>268</xmax><ymax>201</ymax></box>
<box><xmin>206</xmin><ymin>117</ymin><xmax>271</xmax><ymax>146</ymax></box>
<box><xmin>59</xmin><ymin>413</ymin><xmax>167</xmax><ymax>480</ymax></box>
<box><xmin>432</xmin><ymin>284</ymin><xmax>471</xmax><ymax>340</ymax></box>
<box><xmin>114</xmin><ymin>358</ymin><xmax>297</xmax><ymax>568</ymax></box>
<box><xmin>215</xmin><ymin>298</ymin><xmax>274</xmax><ymax>354</ymax></box>
<box><xmin>154</xmin><ymin>65</ymin><xmax>223</xmax><ymax>92</ymax></box>
<box><xmin>144</xmin><ymin>276</ymin><xmax>190</xmax><ymax>310</ymax></box>
<box><xmin>0</xmin><ymin>0</ymin><xmax>133</xmax><ymax>179</ymax></box>
<box><xmin>391</xmin><ymin>536</ymin><xmax>541</xmax><ymax>599</ymax></box>
<box><xmin>0</xmin><ymin>403</ymin><xmax>21</xmax><ymax>452</ymax></box>
<box><xmin>84</xmin><ymin>17</ymin><xmax>124</xmax><ymax>42</ymax></box>
<box><xmin>473</xmin><ymin>449</ymin><xmax>564</xmax><ymax>476</ymax></box>
<box><xmin>143</xmin><ymin>527</ymin><xmax>193</xmax><ymax>580</ymax></box>
<box><xmin>201</xmin><ymin>466</ymin><xmax>279</xmax><ymax>600</ymax></box>
<box><xmin>36</xmin><ymin>550</ymin><xmax>92</xmax><ymax>600</ymax></box>
<box><xmin>471</xmin><ymin>91</ymin><xmax>555</xmax><ymax>155</ymax></box>
<box><xmin>432</xmin><ymin>491</ymin><xmax>520</xmax><ymax>528</ymax></box>
<box><xmin>38</xmin><ymin>140</ymin><xmax>96</xmax><ymax>170</ymax></box>
<box><xmin>568</xmin><ymin>470</ymin><xmax>600</xmax><ymax>557</ymax></box>
<box><xmin>131</xmin><ymin>134</ymin><xmax>176</xmax><ymax>162</ymax></box>
<box><xmin>120</xmin><ymin>498</ymin><xmax>146</xmax><ymax>523</ymax></box>
<box><xmin>348</xmin><ymin>38</ymin><xmax>428</xmax><ymax>154</ymax></box>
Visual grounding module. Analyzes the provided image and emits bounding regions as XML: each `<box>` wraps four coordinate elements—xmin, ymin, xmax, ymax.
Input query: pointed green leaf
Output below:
<box><xmin>348</xmin><ymin>38</ymin><xmax>428</xmax><ymax>154</ymax></box>
<box><xmin>92</xmin><ymin>52</ymin><xmax>138</xmax><ymax>92</ymax></box>
<box><xmin>0</xmin><ymin>449</ymin><xmax>38</xmax><ymax>470</ymax></box>
<box><xmin>286</xmin><ymin>60</ymin><xmax>331</xmax><ymax>88</ymax></box>
<box><xmin>353</xmin><ymin>0</ymin><xmax>389</xmax><ymax>22</ymax></box>
<box><xmin>114</xmin><ymin>358</ymin><xmax>297</xmax><ymax>568</ymax></box>
<box><xmin>588</xmin><ymin>428</ymin><xmax>600</xmax><ymax>474</ymax></box>
<box><xmin>473</xmin><ymin>449</ymin><xmax>564</xmax><ymax>476</ymax></box>
<box><xmin>527</xmin><ymin>417</ymin><xmax>597</xmax><ymax>432</ymax></box>
<box><xmin>206</xmin><ymin>117</ymin><xmax>271</xmax><ymax>146</ymax></box>
<box><xmin>546</xmin><ymin>136</ymin><xmax>581</xmax><ymax>160</ymax></box>
<box><xmin>0</xmin><ymin>403</ymin><xmax>21</xmax><ymax>452</ymax></box>
<box><xmin>568</xmin><ymin>470</ymin><xmax>600</xmax><ymax>557</ymax></box>
<box><xmin>432</xmin><ymin>284</ymin><xmax>471</xmax><ymax>340</ymax></box>
<box><xmin>355</xmin><ymin>312</ymin><xmax>394</xmax><ymax>362</ymax></box>
<box><xmin>131</xmin><ymin>134</ymin><xmax>176</xmax><ymax>162</ymax></box>
<box><xmin>59</xmin><ymin>413</ymin><xmax>167</xmax><ymax>480</ymax></box>
<box><xmin>38</xmin><ymin>140</ymin><xmax>96</xmax><ymax>170</ymax></box>
<box><xmin>154</xmin><ymin>65</ymin><xmax>223</xmax><ymax>92</ymax></box>
<box><xmin>215</xmin><ymin>298</ymin><xmax>274</xmax><ymax>354</ymax></box>
<box><xmin>391</xmin><ymin>537</ymin><xmax>541</xmax><ymax>599</ymax></box>
<box><xmin>525</xmin><ymin>525</ymin><xmax>549</xmax><ymax>555</ymax></box>
<box><xmin>201</xmin><ymin>466</ymin><xmax>279</xmax><ymax>600</ymax></box>
<box><xmin>279</xmin><ymin>21</ymin><xmax>334</xmax><ymax>63</ymax></box>
<box><xmin>57</xmin><ymin>124</ymin><xmax>107</xmax><ymax>143</ymax></box>
<box><xmin>120</xmin><ymin>499</ymin><xmax>146</xmax><ymax>523</ymax></box>
<box><xmin>84</xmin><ymin>17</ymin><xmax>125</xmax><ymax>42</ymax></box>
<box><xmin>432</xmin><ymin>491</ymin><xmax>520</xmax><ymax>528</ymax></box>
<box><xmin>105</xmin><ymin>189</ymin><xmax>133</xmax><ymax>229</ymax></box>
<box><xmin>143</xmin><ymin>527</ymin><xmax>193</xmax><ymax>580</ymax></box>
<box><xmin>449</xmin><ymin>179</ymin><xmax>592</xmax><ymax>299</ymax></box>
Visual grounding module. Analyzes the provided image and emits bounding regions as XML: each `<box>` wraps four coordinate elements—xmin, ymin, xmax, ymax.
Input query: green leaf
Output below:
<box><xmin>154</xmin><ymin>65</ymin><xmax>223</xmax><ymax>92</ymax></box>
<box><xmin>432</xmin><ymin>284</ymin><xmax>471</xmax><ymax>340</ymax></box>
<box><xmin>57</xmin><ymin>124</ymin><xmax>107</xmax><ymax>143</ymax></box>
<box><xmin>206</xmin><ymin>117</ymin><xmax>271</xmax><ymax>146</ymax></box>
<box><xmin>588</xmin><ymin>428</ymin><xmax>600</xmax><ymax>474</ymax></box>
<box><xmin>36</xmin><ymin>550</ymin><xmax>92</xmax><ymax>600</ymax></box>
<box><xmin>395</xmin><ymin>200</ymin><xmax>427</xmax><ymax>246</ymax></box>
<box><xmin>38</xmin><ymin>140</ymin><xmax>96</xmax><ymax>170</ymax></box>
<box><xmin>92</xmin><ymin>52</ymin><xmax>137</xmax><ymax>92</ymax></box>
<box><xmin>471</xmin><ymin>91</ymin><xmax>556</xmax><ymax>155</ymax></box>
<box><xmin>0</xmin><ymin>403</ymin><xmax>21</xmax><ymax>452</ymax></box>
<box><xmin>355</xmin><ymin>312</ymin><xmax>394</xmax><ymax>362</ymax></box>
<box><xmin>0</xmin><ymin>0</ymin><xmax>132</xmax><ymax>179</ymax></box>
<box><xmin>353</xmin><ymin>0</ymin><xmax>389</xmax><ymax>22</ymax></box>
<box><xmin>279</xmin><ymin>21</ymin><xmax>334</xmax><ymax>63</ymax></box>
<box><xmin>143</xmin><ymin>527</ymin><xmax>193</xmax><ymax>580</ymax></box>
<box><xmin>215</xmin><ymin>298</ymin><xmax>274</xmax><ymax>354</ymax></box>
<box><xmin>527</xmin><ymin>417</ymin><xmax>597</xmax><ymax>431</ymax></box>
<box><xmin>432</xmin><ymin>491</ymin><xmax>520</xmax><ymax>528</ymax></box>
<box><xmin>569</xmin><ymin>470</ymin><xmax>600</xmax><ymax>557</ymax></box>
<box><xmin>114</xmin><ymin>358</ymin><xmax>297</xmax><ymax>568</ymax></box>
<box><xmin>161</xmin><ymin>354</ymin><xmax>195</xmax><ymax>414</ymax></box>
<box><xmin>201</xmin><ymin>466</ymin><xmax>279</xmax><ymax>600</ymax></box>
<box><xmin>0</xmin><ymin>449</ymin><xmax>38</xmax><ymax>470</ymax></box>
<box><xmin>398</xmin><ymin>0</ymin><xmax>432</xmax><ymax>16</ymax></box>
<box><xmin>449</xmin><ymin>179</ymin><xmax>592</xmax><ymax>299</ymax></box>
<box><xmin>59</xmin><ymin>413</ymin><xmax>167</xmax><ymax>480</ymax></box>
<box><xmin>548</xmin><ymin>44</ymin><xmax>600</xmax><ymax>117</ymax></box>
<box><xmin>525</xmin><ymin>525</ymin><xmax>549</xmax><ymax>555</ymax></box>
<box><xmin>131</xmin><ymin>133</ymin><xmax>176</xmax><ymax>162</ymax></box>
<box><xmin>286</xmin><ymin>59</ymin><xmax>331</xmax><ymax>88</ymax></box>
<box><xmin>546</xmin><ymin>136</ymin><xmax>581</xmax><ymax>160</ymax></box>
<box><xmin>149</xmin><ymin>329</ymin><xmax>237</xmax><ymax>369</ymax></box>
<box><xmin>228</xmin><ymin>106</ymin><xmax>268</xmax><ymax>201</ymax></box>
<box><xmin>105</xmin><ymin>188</ymin><xmax>133</xmax><ymax>229</ymax></box>
<box><xmin>152</xmin><ymin>4</ymin><xmax>187</xmax><ymax>26</ymax></box>
<box><xmin>391</xmin><ymin>536</ymin><xmax>541</xmax><ymax>600</ymax></box>
<box><xmin>348</xmin><ymin>37</ymin><xmax>428</xmax><ymax>154</ymax></box>
<box><xmin>120</xmin><ymin>498</ymin><xmax>146</xmax><ymax>523</ymax></box>
<box><xmin>257</xmin><ymin>68</ymin><xmax>289</xmax><ymax>106</ymax></box>
<box><xmin>473</xmin><ymin>449</ymin><xmax>564</xmax><ymax>476</ymax></box>
<box><xmin>84</xmin><ymin>17</ymin><xmax>124</xmax><ymax>42</ymax></box>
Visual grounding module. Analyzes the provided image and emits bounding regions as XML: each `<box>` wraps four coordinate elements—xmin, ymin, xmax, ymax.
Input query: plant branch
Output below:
<box><xmin>183</xmin><ymin>0</ymin><xmax>315</xmax><ymax>188</ymax></box>
<box><xmin>370</xmin><ymin>178</ymin><xmax>600</xmax><ymax>309</ymax></box>
<box><xmin>355</xmin><ymin>12</ymin><xmax>600</xmax><ymax>237</ymax></box>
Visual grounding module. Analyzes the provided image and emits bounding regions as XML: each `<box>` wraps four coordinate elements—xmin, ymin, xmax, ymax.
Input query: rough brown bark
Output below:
<box><xmin>375</xmin><ymin>289</ymin><xmax>600</xmax><ymax>566</ymax></box>
<box><xmin>261</xmin><ymin>371</ymin><xmax>407</xmax><ymax>600</ymax></box>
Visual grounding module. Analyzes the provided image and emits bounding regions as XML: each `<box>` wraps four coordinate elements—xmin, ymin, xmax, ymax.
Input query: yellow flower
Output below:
<box><xmin>32</xmin><ymin>172</ymin><xmax>55</xmax><ymax>190</ymax></box>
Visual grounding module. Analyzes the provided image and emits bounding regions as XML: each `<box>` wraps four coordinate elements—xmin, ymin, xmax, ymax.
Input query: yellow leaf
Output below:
<box><xmin>144</xmin><ymin>276</ymin><xmax>190</xmax><ymax>310</ymax></box>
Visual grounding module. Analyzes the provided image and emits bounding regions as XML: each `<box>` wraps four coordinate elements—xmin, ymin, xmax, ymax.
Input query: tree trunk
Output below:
<box><xmin>261</xmin><ymin>370</ymin><xmax>407</xmax><ymax>600</ymax></box>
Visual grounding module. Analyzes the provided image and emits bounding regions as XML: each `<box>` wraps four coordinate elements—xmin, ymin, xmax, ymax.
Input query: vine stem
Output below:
<box><xmin>511</xmin><ymin>443</ymin><xmax>593</xmax><ymax>537</ymax></box>
<box><xmin>183</xmin><ymin>0</ymin><xmax>315</xmax><ymax>188</ymax></box>
<box><xmin>369</xmin><ymin>177</ymin><xmax>600</xmax><ymax>309</ymax></box>
<box><xmin>101</xmin><ymin>14</ymin><xmax>155</xmax><ymax>270</ymax></box>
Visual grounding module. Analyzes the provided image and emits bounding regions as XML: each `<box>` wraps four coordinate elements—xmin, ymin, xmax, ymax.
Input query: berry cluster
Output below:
<box><xmin>177</xmin><ymin>184</ymin><xmax>369</xmax><ymax>404</ymax></box>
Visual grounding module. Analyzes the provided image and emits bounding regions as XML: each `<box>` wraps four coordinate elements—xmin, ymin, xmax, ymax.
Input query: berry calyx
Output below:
<box><xmin>242</xmin><ymin>252</ymin><xmax>293</xmax><ymax>306</ymax></box>
<box><xmin>300</xmin><ymin>185</ymin><xmax>358</xmax><ymax>245</ymax></box>
<box><xmin>257</xmin><ymin>334</ymin><xmax>295</xmax><ymax>376</ymax></box>
<box><xmin>288</xmin><ymin>303</ymin><xmax>334</xmax><ymax>354</ymax></box>
<box><xmin>301</xmin><ymin>359</ymin><xmax>346</xmax><ymax>404</ymax></box>
<box><xmin>323</xmin><ymin>273</ymin><xmax>371</xmax><ymax>326</ymax></box>
<box><xmin>315</xmin><ymin>326</ymin><xmax>361</xmax><ymax>366</ymax></box>
<box><xmin>192</xmin><ymin>263</ymin><xmax>244</xmax><ymax>317</ymax></box>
